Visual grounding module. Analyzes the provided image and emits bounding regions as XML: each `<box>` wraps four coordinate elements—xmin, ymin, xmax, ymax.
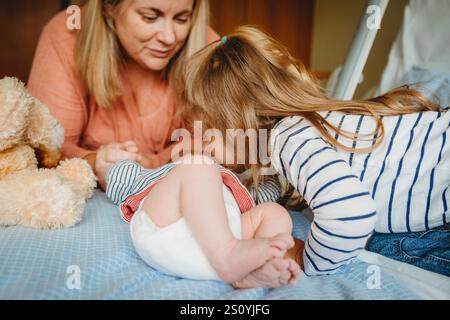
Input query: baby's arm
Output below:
<box><xmin>271</xmin><ymin>117</ymin><xmax>378</xmax><ymax>276</ymax></box>
<box><xmin>105</xmin><ymin>160</ymin><xmax>145</xmax><ymax>205</ymax></box>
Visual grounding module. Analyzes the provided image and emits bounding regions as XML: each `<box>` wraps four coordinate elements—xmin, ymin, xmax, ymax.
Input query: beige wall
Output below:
<box><xmin>311</xmin><ymin>0</ymin><xmax>408</xmax><ymax>98</ymax></box>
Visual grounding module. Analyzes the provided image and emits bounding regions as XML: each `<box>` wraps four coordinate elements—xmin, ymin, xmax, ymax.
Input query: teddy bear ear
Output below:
<box><xmin>0</xmin><ymin>77</ymin><xmax>32</xmax><ymax>151</ymax></box>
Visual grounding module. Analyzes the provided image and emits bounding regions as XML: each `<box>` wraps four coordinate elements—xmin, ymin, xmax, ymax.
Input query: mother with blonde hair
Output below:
<box><xmin>28</xmin><ymin>0</ymin><xmax>218</xmax><ymax>187</ymax></box>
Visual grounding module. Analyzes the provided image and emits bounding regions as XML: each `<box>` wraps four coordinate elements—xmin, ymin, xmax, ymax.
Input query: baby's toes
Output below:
<box><xmin>253</xmin><ymin>259</ymin><xmax>280</xmax><ymax>282</ymax></box>
<box><xmin>279</xmin><ymin>270</ymin><xmax>292</xmax><ymax>285</ymax></box>
<box><xmin>287</xmin><ymin>259</ymin><xmax>301</xmax><ymax>284</ymax></box>
<box><xmin>270</xmin><ymin>233</ymin><xmax>294</xmax><ymax>251</ymax></box>
<box><xmin>288</xmin><ymin>259</ymin><xmax>301</xmax><ymax>275</ymax></box>
<box><xmin>272</xmin><ymin>258</ymin><xmax>290</xmax><ymax>285</ymax></box>
<box><xmin>267</xmin><ymin>245</ymin><xmax>285</xmax><ymax>258</ymax></box>
<box><xmin>272</xmin><ymin>258</ymin><xmax>290</xmax><ymax>271</ymax></box>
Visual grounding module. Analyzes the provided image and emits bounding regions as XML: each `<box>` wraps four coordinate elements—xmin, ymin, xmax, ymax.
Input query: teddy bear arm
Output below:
<box><xmin>0</xmin><ymin>145</ymin><xmax>37</xmax><ymax>179</ymax></box>
<box><xmin>25</xmin><ymin>98</ymin><xmax>65</xmax><ymax>168</ymax></box>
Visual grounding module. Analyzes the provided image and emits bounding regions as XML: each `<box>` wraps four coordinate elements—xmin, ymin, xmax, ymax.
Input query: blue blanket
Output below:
<box><xmin>0</xmin><ymin>190</ymin><xmax>418</xmax><ymax>300</ymax></box>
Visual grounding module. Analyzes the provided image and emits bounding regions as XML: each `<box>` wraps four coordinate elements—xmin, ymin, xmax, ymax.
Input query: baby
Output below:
<box><xmin>104</xmin><ymin>154</ymin><xmax>302</xmax><ymax>288</ymax></box>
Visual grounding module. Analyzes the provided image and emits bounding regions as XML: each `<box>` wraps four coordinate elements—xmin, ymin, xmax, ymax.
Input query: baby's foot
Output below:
<box><xmin>213</xmin><ymin>233</ymin><xmax>294</xmax><ymax>283</ymax></box>
<box><xmin>233</xmin><ymin>258</ymin><xmax>301</xmax><ymax>289</ymax></box>
<box><xmin>286</xmin><ymin>258</ymin><xmax>302</xmax><ymax>285</ymax></box>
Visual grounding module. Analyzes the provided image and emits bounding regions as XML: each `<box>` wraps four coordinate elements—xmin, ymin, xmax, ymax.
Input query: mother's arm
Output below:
<box><xmin>270</xmin><ymin>117</ymin><xmax>377</xmax><ymax>276</ymax></box>
<box><xmin>28</xmin><ymin>17</ymin><xmax>93</xmax><ymax>162</ymax></box>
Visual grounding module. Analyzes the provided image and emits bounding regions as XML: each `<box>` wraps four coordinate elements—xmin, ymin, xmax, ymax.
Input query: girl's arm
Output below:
<box><xmin>270</xmin><ymin>117</ymin><xmax>377</xmax><ymax>276</ymax></box>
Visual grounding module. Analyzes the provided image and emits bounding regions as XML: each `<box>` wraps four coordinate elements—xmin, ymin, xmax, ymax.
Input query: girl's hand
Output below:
<box><xmin>95</xmin><ymin>142</ymin><xmax>142</xmax><ymax>190</ymax></box>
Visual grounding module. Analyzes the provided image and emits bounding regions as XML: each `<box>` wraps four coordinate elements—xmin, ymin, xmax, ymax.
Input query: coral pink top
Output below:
<box><xmin>28</xmin><ymin>11</ymin><xmax>219</xmax><ymax>166</ymax></box>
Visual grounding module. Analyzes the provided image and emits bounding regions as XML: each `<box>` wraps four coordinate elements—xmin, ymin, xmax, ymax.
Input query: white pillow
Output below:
<box><xmin>400</xmin><ymin>66</ymin><xmax>450</xmax><ymax>109</ymax></box>
<box><xmin>379</xmin><ymin>0</ymin><xmax>450</xmax><ymax>93</ymax></box>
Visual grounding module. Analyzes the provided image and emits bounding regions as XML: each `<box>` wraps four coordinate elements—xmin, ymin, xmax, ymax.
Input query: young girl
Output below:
<box><xmin>177</xmin><ymin>26</ymin><xmax>449</xmax><ymax>277</ymax></box>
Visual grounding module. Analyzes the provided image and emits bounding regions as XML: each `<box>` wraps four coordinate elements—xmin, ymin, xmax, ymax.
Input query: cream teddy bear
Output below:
<box><xmin>0</xmin><ymin>77</ymin><xmax>97</xmax><ymax>229</ymax></box>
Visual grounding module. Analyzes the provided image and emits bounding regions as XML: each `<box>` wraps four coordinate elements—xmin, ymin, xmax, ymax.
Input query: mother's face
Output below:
<box><xmin>114</xmin><ymin>0</ymin><xmax>194</xmax><ymax>71</ymax></box>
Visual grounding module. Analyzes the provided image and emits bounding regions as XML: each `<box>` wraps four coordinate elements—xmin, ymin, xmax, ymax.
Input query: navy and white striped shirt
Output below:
<box><xmin>270</xmin><ymin>110</ymin><xmax>449</xmax><ymax>276</ymax></box>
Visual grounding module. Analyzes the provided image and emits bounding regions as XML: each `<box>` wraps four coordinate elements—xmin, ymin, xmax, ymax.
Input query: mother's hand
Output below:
<box><xmin>121</xmin><ymin>140</ymin><xmax>159</xmax><ymax>169</ymax></box>
<box><xmin>95</xmin><ymin>141</ymin><xmax>142</xmax><ymax>190</ymax></box>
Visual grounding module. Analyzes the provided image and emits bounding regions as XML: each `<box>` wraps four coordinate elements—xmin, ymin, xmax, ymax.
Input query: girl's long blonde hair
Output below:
<box><xmin>178</xmin><ymin>25</ymin><xmax>441</xmax><ymax>197</ymax></box>
<box><xmin>76</xmin><ymin>0</ymin><xmax>210</xmax><ymax>108</ymax></box>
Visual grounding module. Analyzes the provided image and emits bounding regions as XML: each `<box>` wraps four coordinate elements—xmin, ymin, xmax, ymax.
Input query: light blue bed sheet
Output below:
<box><xmin>0</xmin><ymin>190</ymin><xmax>419</xmax><ymax>300</ymax></box>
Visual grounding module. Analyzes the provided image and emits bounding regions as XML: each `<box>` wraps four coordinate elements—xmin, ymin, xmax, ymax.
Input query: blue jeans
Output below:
<box><xmin>367</xmin><ymin>224</ymin><xmax>450</xmax><ymax>277</ymax></box>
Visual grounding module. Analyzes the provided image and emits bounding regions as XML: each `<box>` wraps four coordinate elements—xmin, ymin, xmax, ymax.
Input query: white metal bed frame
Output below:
<box><xmin>331</xmin><ymin>0</ymin><xmax>390</xmax><ymax>100</ymax></box>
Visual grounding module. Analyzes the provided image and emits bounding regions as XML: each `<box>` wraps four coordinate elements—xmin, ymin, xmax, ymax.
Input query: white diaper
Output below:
<box><xmin>130</xmin><ymin>184</ymin><xmax>242</xmax><ymax>281</ymax></box>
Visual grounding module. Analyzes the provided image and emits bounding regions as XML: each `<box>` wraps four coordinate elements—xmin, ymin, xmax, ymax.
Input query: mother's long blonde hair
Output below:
<box><xmin>178</xmin><ymin>26</ymin><xmax>441</xmax><ymax>196</ymax></box>
<box><xmin>77</xmin><ymin>0</ymin><xmax>210</xmax><ymax>108</ymax></box>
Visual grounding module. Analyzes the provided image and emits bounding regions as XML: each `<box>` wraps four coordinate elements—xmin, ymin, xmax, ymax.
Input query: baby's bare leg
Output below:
<box><xmin>142</xmin><ymin>156</ymin><xmax>292</xmax><ymax>283</ymax></box>
<box><xmin>233</xmin><ymin>203</ymin><xmax>301</xmax><ymax>289</ymax></box>
<box><xmin>240</xmin><ymin>203</ymin><xmax>293</xmax><ymax>241</ymax></box>
<box><xmin>141</xmin><ymin>167</ymin><xmax>183</xmax><ymax>228</ymax></box>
